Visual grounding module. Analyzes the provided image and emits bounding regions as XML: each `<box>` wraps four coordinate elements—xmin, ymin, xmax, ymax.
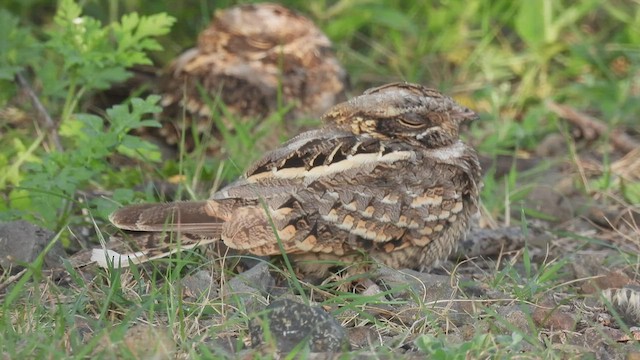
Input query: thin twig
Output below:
<box><xmin>546</xmin><ymin>100</ymin><xmax>640</xmax><ymax>154</ymax></box>
<box><xmin>0</xmin><ymin>268</ymin><xmax>28</xmax><ymax>294</ymax></box>
<box><xmin>15</xmin><ymin>72</ymin><xmax>64</xmax><ymax>152</ymax></box>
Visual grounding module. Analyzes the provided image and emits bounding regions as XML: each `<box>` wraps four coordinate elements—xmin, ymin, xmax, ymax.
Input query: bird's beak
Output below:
<box><xmin>462</xmin><ymin>109</ymin><xmax>480</xmax><ymax>122</ymax></box>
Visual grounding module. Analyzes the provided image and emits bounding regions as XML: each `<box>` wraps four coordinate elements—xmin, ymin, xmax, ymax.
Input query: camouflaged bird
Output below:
<box><xmin>157</xmin><ymin>3</ymin><xmax>347</xmax><ymax>150</ymax></box>
<box><xmin>103</xmin><ymin>83</ymin><xmax>482</xmax><ymax>278</ymax></box>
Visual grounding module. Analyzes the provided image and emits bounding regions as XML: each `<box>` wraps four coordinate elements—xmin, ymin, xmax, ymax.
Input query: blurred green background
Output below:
<box><xmin>5</xmin><ymin>0</ymin><xmax>639</xmax><ymax>146</ymax></box>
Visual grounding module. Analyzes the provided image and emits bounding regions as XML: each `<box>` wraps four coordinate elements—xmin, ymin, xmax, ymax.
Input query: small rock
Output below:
<box><xmin>374</xmin><ymin>266</ymin><xmax>455</xmax><ymax>302</ymax></box>
<box><xmin>73</xmin><ymin>315</ymin><xmax>95</xmax><ymax>343</ymax></box>
<box><xmin>347</xmin><ymin>326</ymin><xmax>379</xmax><ymax>349</ymax></box>
<box><xmin>582</xmin><ymin>270</ymin><xmax>634</xmax><ymax>294</ymax></box>
<box><xmin>224</xmin><ymin>262</ymin><xmax>275</xmax><ymax>304</ymax></box>
<box><xmin>208</xmin><ymin>335</ymin><xmax>242</xmax><ymax>357</ymax></box>
<box><xmin>495</xmin><ymin>305</ymin><xmax>531</xmax><ymax>334</ymax></box>
<box><xmin>91</xmin><ymin>323</ymin><xmax>175</xmax><ymax>359</ymax></box>
<box><xmin>459</xmin><ymin>323</ymin><xmax>488</xmax><ymax>341</ymax></box>
<box><xmin>249</xmin><ymin>298</ymin><xmax>350</xmax><ymax>353</ymax></box>
<box><xmin>180</xmin><ymin>270</ymin><xmax>219</xmax><ymax>301</ymax></box>
<box><xmin>361</xmin><ymin>280</ymin><xmax>383</xmax><ymax>296</ymax></box>
<box><xmin>583</xmin><ymin>325</ymin><xmax>626</xmax><ymax>348</ymax></box>
<box><xmin>372</xmin><ymin>267</ymin><xmax>484</xmax><ymax>327</ymax></box>
<box><xmin>448</xmin><ymin>299</ymin><xmax>481</xmax><ymax>327</ymax></box>
<box><xmin>532</xmin><ymin>305</ymin><xmax>576</xmax><ymax>331</ymax></box>
<box><xmin>122</xmin><ymin>324</ymin><xmax>175</xmax><ymax>360</ymax></box>
<box><xmin>0</xmin><ymin>220</ymin><xmax>66</xmax><ymax>272</ymax></box>
<box><xmin>391</xmin><ymin>303</ymin><xmax>423</xmax><ymax>325</ymax></box>
<box><xmin>500</xmin><ymin>162</ymin><xmax>578</xmax><ymax>224</ymax></box>
<box><xmin>536</xmin><ymin>133</ymin><xmax>567</xmax><ymax>157</ymax></box>
<box><xmin>571</xmin><ymin>252</ymin><xmax>608</xmax><ymax>280</ymax></box>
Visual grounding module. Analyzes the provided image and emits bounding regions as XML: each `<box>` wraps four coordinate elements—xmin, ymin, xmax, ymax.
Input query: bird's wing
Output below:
<box><xmin>212</xmin><ymin>128</ymin><xmax>455</xmax><ymax>257</ymax></box>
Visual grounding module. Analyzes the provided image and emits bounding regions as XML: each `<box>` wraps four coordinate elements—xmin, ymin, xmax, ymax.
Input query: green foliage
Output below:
<box><xmin>490</xmin><ymin>245</ymin><xmax>569</xmax><ymax>302</ymax></box>
<box><xmin>622</xmin><ymin>181</ymin><xmax>640</xmax><ymax>204</ymax></box>
<box><xmin>41</xmin><ymin>0</ymin><xmax>174</xmax><ymax>118</ymax></box>
<box><xmin>0</xmin><ymin>10</ymin><xmax>38</xmax><ymax>80</ymax></box>
<box><xmin>5</xmin><ymin>96</ymin><xmax>162</xmax><ymax>227</ymax></box>
<box><xmin>0</xmin><ymin>0</ymin><xmax>175</xmax><ymax>132</ymax></box>
<box><xmin>416</xmin><ymin>332</ymin><xmax>526</xmax><ymax>358</ymax></box>
<box><xmin>0</xmin><ymin>10</ymin><xmax>39</xmax><ymax>103</ymax></box>
<box><xmin>0</xmin><ymin>0</ymin><xmax>173</xmax><ymax>229</ymax></box>
<box><xmin>307</xmin><ymin>0</ymin><xmax>639</xmax><ymax>158</ymax></box>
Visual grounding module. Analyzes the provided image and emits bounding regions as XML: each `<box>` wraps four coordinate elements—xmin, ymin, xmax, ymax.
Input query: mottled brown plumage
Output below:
<box><xmin>157</xmin><ymin>3</ymin><xmax>347</xmax><ymax>150</ymax></box>
<box><xmin>104</xmin><ymin>83</ymin><xmax>481</xmax><ymax>278</ymax></box>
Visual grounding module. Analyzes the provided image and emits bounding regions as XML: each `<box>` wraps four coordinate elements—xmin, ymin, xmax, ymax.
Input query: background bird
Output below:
<box><xmin>103</xmin><ymin>82</ymin><xmax>481</xmax><ymax>278</ymax></box>
<box><xmin>155</xmin><ymin>3</ymin><xmax>348</xmax><ymax>151</ymax></box>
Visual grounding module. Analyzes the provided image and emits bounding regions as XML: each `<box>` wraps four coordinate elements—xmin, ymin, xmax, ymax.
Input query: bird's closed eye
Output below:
<box><xmin>398</xmin><ymin>118</ymin><xmax>425</xmax><ymax>128</ymax></box>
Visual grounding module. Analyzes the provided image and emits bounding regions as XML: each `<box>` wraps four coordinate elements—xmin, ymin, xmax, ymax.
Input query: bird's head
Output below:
<box><xmin>322</xmin><ymin>82</ymin><xmax>478</xmax><ymax>148</ymax></box>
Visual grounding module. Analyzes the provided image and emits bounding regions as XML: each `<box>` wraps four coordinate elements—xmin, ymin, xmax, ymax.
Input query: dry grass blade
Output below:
<box><xmin>612</xmin><ymin>147</ymin><xmax>640</xmax><ymax>181</ymax></box>
<box><xmin>0</xmin><ymin>268</ymin><xmax>28</xmax><ymax>295</ymax></box>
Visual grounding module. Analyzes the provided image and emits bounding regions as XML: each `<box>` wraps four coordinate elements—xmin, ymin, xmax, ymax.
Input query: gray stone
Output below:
<box><xmin>495</xmin><ymin>304</ymin><xmax>532</xmax><ymax>335</ymax></box>
<box><xmin>374</xmin><ymin>266</ymin><xmax>455</xmax><ymax>302</ymax></box>
<box><xmin>180</xmin><ymin>270</ymin><xmax>219</xmax><ymax>300</ymax></box>
<box><xmin>249</xmin><ymin>298</ymin><xmax>350</xmax><ymax>353</ymax></box>
<box><xmin>225</xmin><ymin>262</ymin><xmax>275</xmax><ymax>298</ymax></box>
<box><xmin>371</xmin><ymin>267</ymin><xmax>485</xmax><ymax>327</ymax></box>
<box><xmin>0</xmin><ymin>220</ymin><xmax>66</xmax><ymax>271</ymax></box>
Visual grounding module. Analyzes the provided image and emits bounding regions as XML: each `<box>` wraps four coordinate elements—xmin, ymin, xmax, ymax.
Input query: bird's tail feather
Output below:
<box><xmin>109</xmin><ymin>201</ymin><xmax>226</xmax><ymax>236</ymax></box>
<box><xmin>98</xmin><ymin>201</ymin><xmax>226</xmax><ymax>269</ymax></box>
